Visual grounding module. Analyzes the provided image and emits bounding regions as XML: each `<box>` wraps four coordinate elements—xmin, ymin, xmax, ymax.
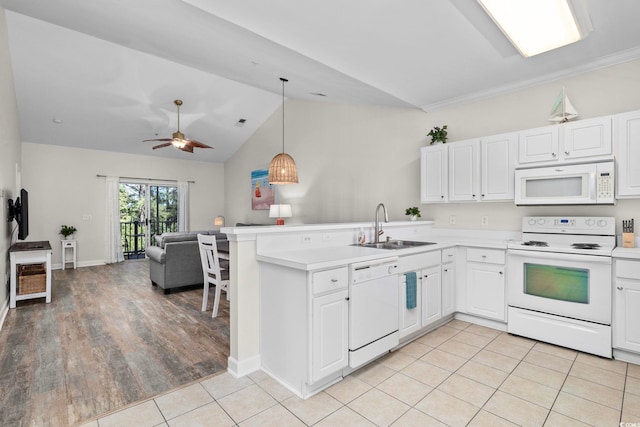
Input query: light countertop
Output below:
<box><xmin>257</xmin><ymin>238</ymin><xmax>510</xmax><ymax>271</ymax></box>
<box><xmin>613</xmin><ymin>246</ymin><xmax>640</xmax><ymax>260</ymax></box>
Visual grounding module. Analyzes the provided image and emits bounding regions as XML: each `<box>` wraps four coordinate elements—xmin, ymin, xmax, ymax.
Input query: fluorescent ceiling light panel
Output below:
<box><xmin>478</xmin><ymin>0</ymin><xmax>587</xmax><ymax>57</ymax></box>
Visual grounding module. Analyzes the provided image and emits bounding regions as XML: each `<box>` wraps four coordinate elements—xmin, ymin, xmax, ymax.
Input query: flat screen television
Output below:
<box><xmin>7</xmin><ymin>188</ymin><xmax>29</xmax><ymax>240</ymax></box>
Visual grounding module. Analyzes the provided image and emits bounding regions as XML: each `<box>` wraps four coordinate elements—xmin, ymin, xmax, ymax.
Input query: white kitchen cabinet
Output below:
<box><xmin>481</xmin><ymin>132</ymin><xmax>517</xmax><ymax>201</ymax></box>
<box><xmin>421</xmin><ymin>265</ymin><xmax>442</xmax><ymax>326</ymax></box>
<box><xmin>518</xmin><ymin>125</ymin><xmax>559</xmax><ymax>165</ymax></box>
<box><xmin>614</xmin><ymin>259</ymin><xmax>640</xmax><ymax>353</ymax></box>
<box><xmin>518</xmin><ymin>116</ymin><xmax>612</xmax><ymax>166</ymax></box>
<box><xmin>399</xmin><ymin>272</ymin><xmax>422</xmax><ymax>338</ymax></box>
<box><xmin>260</xmin><ymin>263</ymin><xmax>348</xmax><ymax>398</ymax></box>
<box><xmin>615</xmin><ymin>110</ymin><xmax>640</xmax><ymax>198</ymax></box>
<box><xmin>312</xmin><ymin>289</ymin><xmax>349</xmax><ymax>382</ymax></box>
<box><xmin>562</xmin><ymin>115</ymin><xmax>612</xmax><ymax>160</ymax></box>
<box><xmin>398</xmin><ymin>251</ymin><xmax>441</xmax><ymax>338</ymax></box>
<box><xmin>420</xmin><ymin>145</ymin><xmax>448</xmax><ymax>203</ymax></box>
<box><xmin>448</xmin><ymin>139</ymin><xmax>481</xmax><ymax>202</ymax></box>
<box><xmin>465</xmin><ymin>248</ymin><xmax>506</xmax><ymax>322</ymax></box>
<box><xmin>441</xmin><ymin>248</ymin><xmax>455</xmax><ymax>317</ymax></box>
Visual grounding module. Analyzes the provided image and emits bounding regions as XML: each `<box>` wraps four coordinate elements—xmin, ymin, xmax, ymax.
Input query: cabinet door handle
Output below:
<box><xmin>472</xmin><ymin>194</ymin><xmax>476</xmax><ymax>198</ymax></box>
<box><xmin>443</xmin><ymin>269</ymin><xmax>448</xmax><ymax>272</ymax></box>
<box><xmin>331</xmin><ymin>278</ymin><xmax>338</xmax><ymax>283</ymax></box>
<box><xmin>564</xmin><ymin>151</ymin><xmax>570</xmax><ymax>156</ymax></box>
<box><xmin>552</xmin><ymin>152</ymin><xmax>557</xmax><ymax>157</ymax></box>
<box><xmin>499</xmin><ymin>271</ymin><xmax>503</xmax><ymax>275</ymax></box>
<box><xmin>345</xmin><ymin>297</ymin><xmax>350</xmax><ymax>301</ymax></box>
<box><xmin>617</xmin><ymin>286</ymin><xmax>623</xmax><ymax>290</ymax></box>
<box><xmin>481</xmin><ymin>194</ymin><xmax>485</xmax><ymax>197</ymax></box>
<box><xmin>441</xmin><ymin>195</ymin><xmax>445</xmax><ymax>199</ymax></box>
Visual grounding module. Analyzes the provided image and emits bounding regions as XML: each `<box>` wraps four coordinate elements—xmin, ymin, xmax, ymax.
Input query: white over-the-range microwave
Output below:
<box><xmin>514</xmin><ymin>160</ymin><xmax>615</xmax><ymax>205</ymax></box>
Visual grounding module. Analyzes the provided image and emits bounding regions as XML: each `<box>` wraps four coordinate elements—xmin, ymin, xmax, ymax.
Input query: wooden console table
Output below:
<box><xmin>9</xmin><ymin>241</ymin><xmax>52</xmax><ymax>308</ymax></box>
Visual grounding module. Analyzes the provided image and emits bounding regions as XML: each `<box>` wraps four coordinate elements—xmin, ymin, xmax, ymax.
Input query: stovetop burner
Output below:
<box><xmin>522</xmin><ymin>241</ymin><xmax>549</xmax><ymax>247</ymax></box>
<box><xmin>571</xmin><ymin>243</ymin><xmax>601</xmax><ymax>250</ymax></box>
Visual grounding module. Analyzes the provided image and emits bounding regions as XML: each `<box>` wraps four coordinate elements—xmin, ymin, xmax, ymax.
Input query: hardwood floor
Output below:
<box><xmin>0</xmin><ymin>260</ymin><xmax>230</xmax><ymax>426</ymax></box>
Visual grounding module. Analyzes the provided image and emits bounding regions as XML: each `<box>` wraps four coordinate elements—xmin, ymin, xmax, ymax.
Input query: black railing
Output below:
<box><xmin>121</xmin><ymin>220</ymin><xmax>177</xmax><ymax>259</ymax></box>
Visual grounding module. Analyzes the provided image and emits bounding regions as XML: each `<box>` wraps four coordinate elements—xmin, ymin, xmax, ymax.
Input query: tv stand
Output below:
<box><xmin>9</xmin><ymin>241</ymin><xmax>52</xmax><ymax>308</ymax></box>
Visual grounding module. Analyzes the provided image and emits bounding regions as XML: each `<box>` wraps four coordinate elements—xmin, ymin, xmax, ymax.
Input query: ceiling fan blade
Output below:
<box><xmin>185</xmin><ymin>139</ymin><xmax>213</xmax><ymax>149</ymax></box>
<box><xmin>180</xmin><ymin>145</ymin><xmax>194</xmax><ymax>153</ymax></box>
<box><xmin>152</xmin><ymin>142</ymin><xmax>173</xmax><ymax>150</ymax></box>
<box><xmin>143</xmin><ymin>138</ymin><xmax>172</xmax><ymax>142</ymax></box>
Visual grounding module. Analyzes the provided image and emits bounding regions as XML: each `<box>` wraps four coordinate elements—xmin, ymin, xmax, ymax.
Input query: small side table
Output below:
<box><xmin>61</xmin><ymin>239</ymin><xmax>77</xmax><ymax>270</ymax></box>
<box><xmin>9</xmin><ymin>241</ymin><xmax>52</xmax><ymax>308</ymax></box>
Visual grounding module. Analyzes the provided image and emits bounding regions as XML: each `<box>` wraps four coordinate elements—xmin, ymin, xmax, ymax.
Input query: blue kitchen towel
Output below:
<box><xmin>405</xmin><ymin>272</ymin><xmax>417</xmax><ymax>309</ymax></box>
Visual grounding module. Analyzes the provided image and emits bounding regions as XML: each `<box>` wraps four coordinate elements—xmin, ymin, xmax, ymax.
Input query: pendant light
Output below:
<box><xmin>268</xmin><ymin>77</ymin><xmax>299</xmax><ymax>184</ymax></box>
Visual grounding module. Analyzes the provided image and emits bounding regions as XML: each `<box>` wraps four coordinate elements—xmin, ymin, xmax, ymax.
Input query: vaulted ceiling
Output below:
<box><xmin>2</xmin><ymin>0</ymin><xmax>640</xmax><ymax>162</ymax></box>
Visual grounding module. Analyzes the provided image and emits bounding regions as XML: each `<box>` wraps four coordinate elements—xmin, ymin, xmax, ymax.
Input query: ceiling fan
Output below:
<box><xmin>143</xmin><ymin>99</ymin><xmax>213</xmax><ymax>153</ymax></box>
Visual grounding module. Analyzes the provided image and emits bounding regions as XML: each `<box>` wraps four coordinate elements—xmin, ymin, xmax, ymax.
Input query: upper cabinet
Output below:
<box><xmin>615</xmin><ymin>110</ymin><xmax>640</xmax><ymax>198</ymax></box>
<box><xmin>518</xmin><ymin>116</ymin><xmax>613</xmax><ymax>167</ymax></box>
<box><xmin>481</xmin><ymin>132</ymin><xmax>517</xmax><ymax>201</ymax></box>
<box><xmin>421</xmin><ymin>132</ymin><xmax>516</xmax><ymax>204</ymax></box>
<box><xmin>420</xmin><ymin>145</ymin><xmax>448</xmax><ymax>203</ymax></box>
<box><xmin>448</xmin><ymin>139</ymin><xmax>480</xmax><ymax>202</ymax></box>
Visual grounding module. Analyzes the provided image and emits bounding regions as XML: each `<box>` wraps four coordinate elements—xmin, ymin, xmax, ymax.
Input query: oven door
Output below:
<box><xmin>507</xmin><ymin>249</ymin><xmax>612</xmax><ymax>324</ymax></box>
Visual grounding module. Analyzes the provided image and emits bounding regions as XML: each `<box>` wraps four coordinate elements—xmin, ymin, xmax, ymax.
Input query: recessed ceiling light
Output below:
<box><xmin>311</xmin><ymin>92</ymin><xmax>327</xmax><ymax>97</ymax></box>
<box><xmin>478</xmin><ymin>0</ymin><xmax>591</xmax><ymax>57</ymax></box>
<box><xmin>52</xmin><ymin>118</ymin><xmax>62</xmax><ymax>124</ymax></box>
<box><xmin>235</xmin><ymin>118</ymin><xmax>247</xmax><ymax>127</ymax></box>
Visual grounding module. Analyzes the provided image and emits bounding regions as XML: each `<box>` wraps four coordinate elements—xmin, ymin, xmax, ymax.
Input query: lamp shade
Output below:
<box><xmin>268</xmin><ymin>153</ymin><xmax>299</xmax><ymax>184</ymax></box>
<box><xmin>214</xmin><ymin>216</ymin><xmax>225</xmax><ymax>226</ymax></box>
<box><xmin>269</xmin><ymin>204</ymin><xmax>292</xmax><ymax>218</ymax></box>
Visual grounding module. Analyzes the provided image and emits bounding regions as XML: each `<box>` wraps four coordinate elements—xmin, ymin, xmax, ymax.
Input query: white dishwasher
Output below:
<box><xmin>348</xmin><ymin>257</ymin><xmax>400</xmax><ymax>368</ymax></box>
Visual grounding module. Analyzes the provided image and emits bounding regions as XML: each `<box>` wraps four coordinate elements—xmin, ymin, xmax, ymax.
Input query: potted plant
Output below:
<box><xmin>60</xmin><ymin>225</ymin><xmax>77</xmax><ymax>240</ymax></box>
<box><xmin>427</xmin><ymin>125</ymin><xmax>448</xmax><ymax>144</ymax></box>
<box><xmin>405</xmin><ymin>207</ymin><xmax>421</xmax><ymax>221</ymax></box>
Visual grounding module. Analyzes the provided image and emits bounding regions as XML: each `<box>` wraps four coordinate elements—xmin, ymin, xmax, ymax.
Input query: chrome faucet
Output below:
<box><xmin>374</xmin><ymin>203</ymin><xmax>389</xmax><ymax>243</ymax></box>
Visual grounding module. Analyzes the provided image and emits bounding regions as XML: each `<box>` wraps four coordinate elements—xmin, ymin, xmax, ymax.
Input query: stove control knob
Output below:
<box><xmin>597</xmin><ymin>219</ymin><xmax>608</xmax><ymax>227</ymax></box>
<box><xmin>537</xmin><ymin>219</ymin><xmax>546</xmax><ymax>225</ymax></box>
<box><xmin>528</xmin><ymin>219</ymin><xmax>537</xmax><ymax>226</ymax></box>
<box><xmin>585</xmin><ymin>218</ymin><xmax>595</xmax><ymax>226</ymax></box>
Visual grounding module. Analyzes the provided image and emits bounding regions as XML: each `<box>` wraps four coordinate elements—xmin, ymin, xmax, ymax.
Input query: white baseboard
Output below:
<box><xmin>454</xmin><ymin>312</ymin><xmax>507</xmax><ymax>332</ymax></box>
<box><xmin>52</xmin><ymin>260</ymin><xmax>107</xmax><ymax>270</ymax></box>
<box><xmin>0</xmin><ymin>299</ymin><xmax>9</xmax><ymax>332</ymax></box>
<box><xmin>227</xmin><ymin>354</ymin><xmax>261</xmax><ymax>378</ymax></box>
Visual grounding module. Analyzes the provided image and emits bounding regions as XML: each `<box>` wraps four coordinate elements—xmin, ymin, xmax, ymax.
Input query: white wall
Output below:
<box><xmin>225</xmin><ymin>59</ymin><xmax>640</xmax><ymax>235</ymax></box>
<box><xmin>0</xmin><ymin>6</ymin><xmax>22</xmax><ymax>320</ymax></box>
<box><xmin>21</xmin><ymin>143</ymin><xmax>224</xmax><ymax>266</ymax></box>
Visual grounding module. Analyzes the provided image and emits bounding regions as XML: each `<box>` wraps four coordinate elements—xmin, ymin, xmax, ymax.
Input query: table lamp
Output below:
<box><xmin>269</xmin><ymin>204</ymin><xmax>292</xmax><ymax>225</ymax></box>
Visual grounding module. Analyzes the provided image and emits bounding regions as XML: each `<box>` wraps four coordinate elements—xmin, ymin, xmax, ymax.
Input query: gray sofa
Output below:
<box><xmin>146</xmin><ymin>230</ymin><xmax>228</xmax><ymax>294</ymax></box>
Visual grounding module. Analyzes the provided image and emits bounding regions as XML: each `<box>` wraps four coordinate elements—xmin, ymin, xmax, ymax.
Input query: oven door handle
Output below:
<box><xmin>507</xmin><ymin>249</ymin><xmax>612</xmax><ymax>264</ymax></box>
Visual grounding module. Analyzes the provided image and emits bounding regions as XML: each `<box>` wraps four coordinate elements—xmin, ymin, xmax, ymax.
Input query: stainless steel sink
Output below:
<box><xmin>353</xmin><ymin>240</ymin><xmax>437</xmax><ymax>250</ymax></box>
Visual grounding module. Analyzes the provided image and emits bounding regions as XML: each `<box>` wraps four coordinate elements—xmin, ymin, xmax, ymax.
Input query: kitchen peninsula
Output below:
<box><xmin>222</xmin><ymin>220</ymin><xmax>518</xmax><ymax>397</ymax></box>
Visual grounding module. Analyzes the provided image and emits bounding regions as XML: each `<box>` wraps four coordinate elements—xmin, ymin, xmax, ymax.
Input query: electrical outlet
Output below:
<box><xmin>481</xmin><ymin>216</ymin><xmax>489</xmax><ymax>226</ymax></box>
<box><xmin>82</xmin><ymin>214</ymin><xmax>92</xmax><ymax>221</ymax></box>
<box><xmin>449</xmin><ymin>215</ymin><xmax>456</xmax><ymax>225</ymax></box>
<box><xmin>302</xmin><ymin>234</ymin><xmax>313</xmax><ymax>244</ymax></box>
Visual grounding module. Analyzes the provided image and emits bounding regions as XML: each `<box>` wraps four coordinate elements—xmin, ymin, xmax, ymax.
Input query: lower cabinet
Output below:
<box><xmin>465</xmin><ymin>248</ymin><xmax>506</xmax><ymax>321</ymax></box>
<box><xmin>422</xmin><ymin>265</ymin><xmax>442</xmax><ymax>326</ymax></box>
<box><xmin>441</xmin><ymin>248</ymin><xmax>456</xmax><ymax>317</ymax></box>
<box><xmin>614</xmin><ymin>259</ymin><xmax>640</xmax><ymax>353</ymax></box>
<box><xmin>260</xmin><ymin>263</ymin><xmax>348</xmax><ymax>398</ymax></box>
<box><xmin>312</xmin><ymin>289</ymin><xmax>349</xmax><ymax>382</ymax></box>
<box><xmin>398</xmin><ymin>250</ymin><xmax>451</xmax><ymax>339</ymax></box>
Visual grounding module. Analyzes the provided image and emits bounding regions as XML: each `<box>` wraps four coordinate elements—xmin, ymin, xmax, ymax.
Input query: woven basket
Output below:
<box><xmin>18</xmin><ymin>263</ymin><xmax>46</xmax><ymax>295</ymax></box>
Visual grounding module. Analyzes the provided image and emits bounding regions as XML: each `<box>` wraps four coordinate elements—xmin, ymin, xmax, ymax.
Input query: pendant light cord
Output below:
<box><xmin>280</xmin><ymin>77</ymin><xmax>288</xmax><ymax>154</ymax></box>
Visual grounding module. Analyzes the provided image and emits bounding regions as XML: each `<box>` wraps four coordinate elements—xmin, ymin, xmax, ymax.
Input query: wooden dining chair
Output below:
<box><xmin>197</xmin><ymin>234</ymin><xmax>229</xmax><ymax>318</ymax></box>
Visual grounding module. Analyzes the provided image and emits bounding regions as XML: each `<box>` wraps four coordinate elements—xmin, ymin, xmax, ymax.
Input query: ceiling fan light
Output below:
<box><xmin>268</xmin><ymin>153</ymin><xmax>298</xmax><ymax>184</ymax></box>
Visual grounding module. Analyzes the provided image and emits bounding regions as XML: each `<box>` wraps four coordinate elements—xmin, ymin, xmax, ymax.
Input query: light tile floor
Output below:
<box><xmin>77</xmin><ymin>320</ymin><xmax>640</xmax><ymax>426</ymax></box>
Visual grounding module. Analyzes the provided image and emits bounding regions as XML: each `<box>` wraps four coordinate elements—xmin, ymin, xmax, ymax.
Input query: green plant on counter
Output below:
<box><xmin>60</xmin><ymin>225</ymin><xmax>77</xmax><ymax>237</ymax></box>
<box><xmin>405</xmin><ymin>207</ymin><xmax>421</xmax><ymax>218</ymax></box>
<box><xmin>427</xmin><ymin>125</ymin><xmax>448</xmax><ymax>144</ymax></box>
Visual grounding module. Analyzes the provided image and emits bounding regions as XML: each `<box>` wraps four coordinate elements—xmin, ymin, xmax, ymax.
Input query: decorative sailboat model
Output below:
<box><xmin>549</xmin><ymin>87</ymin><xmax>579</xmax><ymax>123</ymax></box>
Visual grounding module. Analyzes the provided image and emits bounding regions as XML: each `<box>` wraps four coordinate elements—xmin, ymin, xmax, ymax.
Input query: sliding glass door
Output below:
<box><xmin>119</xmin><ymin>183</ymin><xmax>178</xmax><ymax>259</ymax></box>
